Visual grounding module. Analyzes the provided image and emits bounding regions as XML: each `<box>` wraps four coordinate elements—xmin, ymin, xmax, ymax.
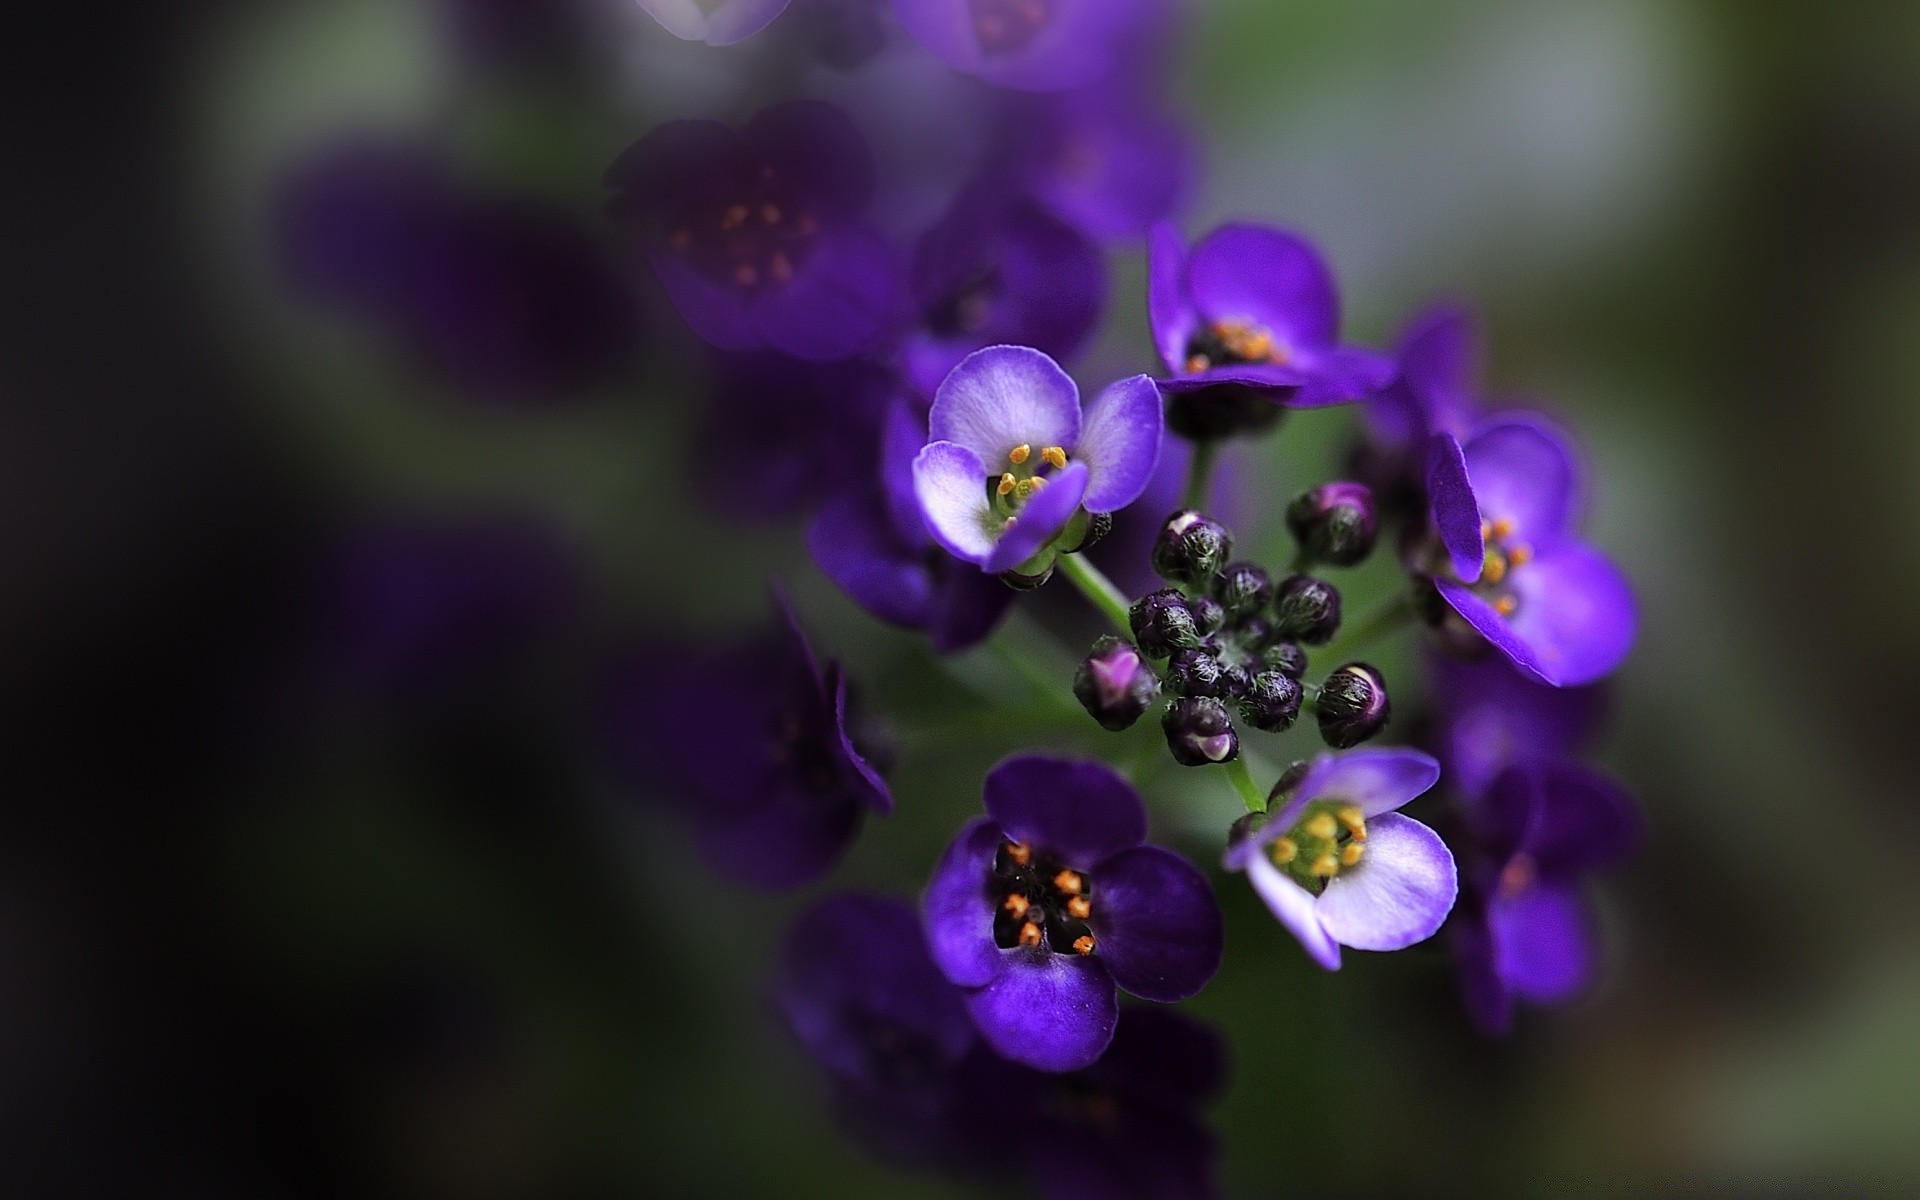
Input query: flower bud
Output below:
<box><xmin>1316</xmin><ymin>662</ymin><xmax>1390</xmax><ymax>748</ymax></box>
<box><xmin>1072</xmin><ymin>636</ymin><xmax>1160</xmax><ymax>731</ymax></box>
<box><xmin>1187</xmin><ymin>595</ymin><xmax>1226</xmax><ymax>637</ymax></box>
<box><xmin>1061</xmin><ymin>510</ymin><xmax>1113</xmax><ymax>554</ymax></box>
<box><xmin>1150</xmin><ymin>511</ymin><xmax>1233</xmax><ymax>588</ymax></box>
<box><xmin>1162</xmin><ymin>696</ymin><xmax>1238</xmax><ymax>766</ymax></box>
<box><xmin>1286</xmin><ymin>482</ymin><xmax>1379</xmax><ymax>567</ymax></box>
<box><xmin>1128</xmin><ymin>589</ymin><xmax>1203</xmax><ymax>658</ymax></box>
<box><xmin>1211</xmin><ymin>561</ymin><xmax>1272</xmax><ymax>621</ymax></box>
<box><xmin>999</xmin><ymin>561</ymin><xmax>1055</xmax><ymax>590</ymax></box>
<box><xmin>1258</xmin><ymin>639</ymin><xmax>1309</xmax><ymax>678</ymax></box>
<box><xmin>1238</xmin><ymin>670</ymin><xmax>1303</xmax><ymax>732</ymax></box>
<box><xmin>1165</xmin><ymin>648</ymin><xmax>1234</xmax><ymax>698</ymax></box>
<box><xmin>1273</xmin><ymin>574</ymin><xmax>1343</xmax><ymax>645</ymax></box>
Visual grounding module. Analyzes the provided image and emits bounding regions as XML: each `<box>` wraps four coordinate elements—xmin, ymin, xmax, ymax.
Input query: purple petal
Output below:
<box><xmin>983</xmin><ymin>755</ymin><xmax>1146</xmax><ymax>868</ymax></box>
<box><xmin>891</xmin><ymin>0</ymin><xmax>1134</xmax><ymax>92</ymax></box>
<box><xmin>1185</xmin><ymin>223</ymin><xmax>1338</xmax><ymax>350</ymax></box>
<box><xmin>929</xmin><ymin>344</ymin><xmax>1082</xmax><ymax>469</ymax></box>
<box><xmin>1460</xmin><ymin>419</ymin><xmax>1579</xmax><ymax>545</ymax></box>
<box><xmin>1489</xmin><ymin>881</ymin><xmax>1594</xmax><ymax>1004</ymax></box>
<box><xmin>605</xmin><ymin>119</ymin><xmax>751</xmax><ymax>220</ymax></box>
<box><xmin>1314</xmin><ymin>814</ymin><xmax>1457</xmax><ymax>952</ymax></box>
<box><xmin>1025</xmin><ymin>93</ymin><xmax>1198</xmax><ymax>245</ymax></box>
<box><xmin>828</xmin><ymin>666</ymin><xmax>893</xmax><ymax>815</ymax></box>
<box><xmin>1449</xmin><ymin>901</ymin><xmax>1514</xmax><ymax>1036</ymax></box>
<box><xmin>1530</xmin><ymin>763</ymin><xmax>1640</xmax><ymax>875</ymax></box>
<box><xmin>1088</xmin><ymin>846</ymin><xmax>1223</xmax><ymax>1002</ymax></box>
<box><xmin>1432</xmin><ymin>651</ymin><xmax>1606</xmax><ymax>799</ymax></box>
<box><xmin>743</xmin><ymin>100</ymin><xmax>875</xmax><ymax>218</ymax></box>
<box><xmin>922</xmin><ymin>817</ymin><xmax>1007</xmax><ymax>988</ymax></box>
<box><xmin>1297</xmin><ymin>747</ymin><xmax>1444</xmax><ymax>821</ymax></box>
<box><xmin>696</xmin><ymin>776</ymin><xmax>866</xmax><ymax>890</ymax></box>
<box><xmin>1504</xmin><ymin>543</ymin><xmax>1637</xmax><ymax>686</ymax></box>
<box><xmin>961</xmin><ymin>953</ymin><xmax>1118</xmax><ymax>1072</ymax></box>
<box><xmin>1427</xmin><ymin>432</ymin><xmax>1485</xmax><ymax>582</ymax></box>
<box><xmin>1245</xmin><ymin>853</ymin><xmax>1341</xmax><ymax>970</ymax></box>
<box><xmin>913</xmin><ymin>440</ymin><xmax>997</xmax><ymax>565</ymax></box>
<box><xmin>647</xmin><ymin>250</ymin><xmax>759</xmax><ymax>351</ymax></box>
<box><xmin>750</xmin><ymin>226</ymin><xmax>901</xmax><ymax>361</ymax></box>
<box><xmin>880</xmin><ymin>400</ymin><xmax>933</xmax><ymax>547</ymax></box>
<box><xmin>982</xmin><ymin>460</ymin><xmax>1087</xmax><ymax>573</ymax></box>
<box><xmin>1075</xmin><ymin>375</ymin><xmax>1162</xmax><ymax>513</ymax></box>
<box><xmin>1434</xmin><ymin>578</ymin><xmax>1554</xmax><ymax>684</ymax></box>
<box><xmin>1285</xmin><ymin>344</ymin><xmax>1396</xmax><ymax>408</ymax></box>
<box><xmin>929</xmin><ymin>565</ymin><xmax>1018</xmax><ymax>654</ymax></box>
<box><xmin>1146</xmin><ymin>220</ymin><xmax>1197</xmax><ymax>371</ymax></box>
<box><xmin>1390</xmin><ymin>301</ymin><xmax>1479</xmax><ymax>441</ymax></box>
<box><xmin>808</xmin><ymin>491</ymin><xmax>937</xmax><ymax>629</ymax></box>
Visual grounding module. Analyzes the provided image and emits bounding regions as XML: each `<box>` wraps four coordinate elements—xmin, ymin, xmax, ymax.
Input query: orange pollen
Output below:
<box><xmin>1481</xmin><ymin>552</ymin><xmax>1508</xmax><ymax>585</ymax></box>
<box><xmin>1052</xmin><ymin>869</ymin><xmax>1085</xmax><ymax>895</ymax></box>
<box><xmin>1003</xmin><ymin>893</ymin><xmax>1030</xmax><ymax>917</ymax></box>
<box><xmin>1072</xmin><ymin>934</ymin><xmax>1096</xmax><ymax>956</ymax></box>
<box><xmin>733</xmin><ymin>264</ymin><xmax>758</xmax><ymax>287</ymax></box>
<box><xmin>1508</xmin><ymin>543</ymin><xmax>1533</xmax><ymax>567</ymax></box>
<box><xmin>1040</xmin><ymin>446</ymin><xmax>1068</xmax><ymax>470</ymax></box>
<box><xmin>760</xmin><ymin>204</ymin><xmax>782</xmax><ymax>225</ymax></box>
<box><xmin>1487</xmin><ymin>517</ymin><xmax>1516</xmax><ymax>540</ymax></box>
<box><xmin>1185</xmin><ymin>354</ymin><xmax>1210</xmax><ymax>373</ymax></box>
<box><xmin>1018</xmin><ymin>922</ymin><xmax>1044</xmax><ymax>948</ymax></box>
<box><xmin>1066</xmin><ymin>895</ymin><xmax>1092</xmax><ymax>920</ymax></box>
<box><xmin>1004</xmin><ymin>841</ymin><xmax>1032</xmax><ymax>866</ymax></box>
<box><xmin>722</xmin><ymin>204</ymin><xmax>750</xmax><ymax>231</ymax></box>
<box><xmin>997</xmin><ymin>472</ymin><xmax>1017</xmax><ymax>496</ymax></box>
<box><xmin>1494</xmin><ymin>596</ymin><xmax>1518</xmax><ymax>618</ymax></box>
<box><xmin>1008</xmin><ymin>444</ymin><xmax>1031</xmax><ymax>465</ymax></box>
<box><xmin>769</xmin><ymin>253</ymin><xmax>793</xmax><ymax>283</ymax></box>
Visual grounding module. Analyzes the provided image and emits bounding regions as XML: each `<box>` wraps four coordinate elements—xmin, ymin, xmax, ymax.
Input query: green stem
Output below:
<box><xmin>1320</xmin><ymin>592</ymin><xmax>1415</xmax><ymax>664</ymax></box>
<box><xmin>1222</xmin><ymin>755</ymin><xmax>1266</xmax><ymax>813</ymax></box>
<box><xmin>1057</xmin><ymin>553</ymin><xmax>1134</xmax><ymax>638</ymax></box>
<box><xmin>1183</xmin><ymin>439</ymin><xmax>1221</xmax><ymax>512</ymax></box>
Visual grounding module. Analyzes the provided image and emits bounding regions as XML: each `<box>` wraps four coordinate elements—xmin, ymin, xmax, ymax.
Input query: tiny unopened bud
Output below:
<box><xmin>1212</xmin><ymin>561</ymin><xmax>1273</xmax><ymax>621</ymax></box>
<box><xmin>1286</xmin><ymin>482</ymin><xmax>1379</xmax><ymax>567</ymax></box>
<box><xmin>1163</xmin><ymin>696</ymin><xmax>1239</xmax><ymax>766</ymax></box>
<box><xmin>1150</xmin><ymin>511</ymin><xmax>1233</xmax><ymax>588</ymax></box>
<box><xmin>1238</xmin><ymin>670</ymin><xmax>1303</xmax><ymax>732</ymax></box>
<box><xmin>1316</xmin><ymin>662</ymin><xmax>1390</xmax><ymax>748</ymax></box>
<box><xmin>1073</xmin><ymin>636</ymin><xmax>1159</xmax><ymax>731</ymax></box>
<box><xmin>1063</xmin><ymin>510</ymin><xmax>1113</xmax><ymax>553</ymax></box>
<box><xmin>1165</xmin><ymin>648</ymin><xmax>1233</xmax><ymax>698</ymax></box>
<box><xmin>1258</xmin><ymin>639</ymin><xmax>1309</xmax><ymax>679</ymax></box>
<box><xmin>1273</xmin><ymin>574</ymin><xmax>1343</xmax><ymax>645</ymax></box>
<box><xmin>1187</xmin><ymin>595</ymin><xmax>1226</xmax><ymax>637</ymax></box>
<box><xmin>1128</xmin><ymin>589</ymin><xmax>1203</xmax><ymax>658</ymax></box>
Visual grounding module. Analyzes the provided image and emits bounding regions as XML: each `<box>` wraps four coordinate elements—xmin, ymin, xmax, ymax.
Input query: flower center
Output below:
<box><xmin>987</xmin><ymin>443</ymin><xmax>1069</xmax><ymax>529</ymax></box>
<box><xmin>970</xmin><ymin>0</ymin><xmax>1051</xmax><ymax>56</ymax></box>
<box><xmin>666</xmin><ymin>174</ymin><xmax>819</xmax><ymax>294</ymax></box>
<box><xmin>1183</xmin><ymin>321</ymin><xmax>1291</xmax><ymax>375</ymax></box>
<box><xmin>1267</xmin><ymin>800</ymin><xmax>1368</xmax><ymax>891</ymax></box>
<box><xmin>1473</xmin><ymin>516</ymin><xmax>1532</xmax><ymax>619</ymax></box>
<box><xmin>990</xmin><ymin>839</ymin><xmax>1096</xmax><ymax>956</ymax></box>
<box><xmin>926</xmin><ymin>265</ymin><xmax>1001</xmax><ymax>337</ymax></box>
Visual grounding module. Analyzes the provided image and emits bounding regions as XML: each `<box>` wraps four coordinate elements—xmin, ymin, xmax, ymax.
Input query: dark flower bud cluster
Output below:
<box><xmin>1316</xmin><ymin>662</ymin><xmax>1391</xmax><ymax>748</ymax></box>
<box><xmin>1273</xmin><ymin>574</ymin><xmax>1343</xmax><ymax>644</ymax></box>
<box><xmin>1286</xmin><ymin>482</ymin><xmax>1379</xmax><ymax>568</ymax></box>
<box><xmin>1072</xmin><ymin>636</ymin><xmax>1160</xmax><ymax>731</ymax></box>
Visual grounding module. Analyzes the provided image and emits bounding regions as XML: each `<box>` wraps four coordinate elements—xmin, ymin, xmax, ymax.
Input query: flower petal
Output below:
<box><xmin>807</xmin><ymin>490</ymin><xmax>936</xmax><ymax>629</ymax></box>
<box><xmin>1427</xmin><ymin>431</ymin><xmax>1485</xmax><ymax>582</ymax></box>
<box><xmin>922</xmin><ymin>817</ymin><xmax>1007</xmax><ymax>988</ymax></box>
<box><xmin>695</xmin><ymin>775</ymin><xmax>865</xmax><ymax>890</ymax></box>
<box><xmin>982</xmin><ymin>460</ymin><xmax>1087</xmax><ymax>573</ymax></box>
<box><xmin>1185</xmin><ymin>223</ymin><xmax>1338</xmax><ymax>350</ymax></box>
<box><xmin>1298</xmin><ymin>747</ymin><xmax>1444</xmax><ymax>820</ymax></box>
<box><xmin>1147</xmin><ymin>220</ymin><xmax>1198</xmax><ymax>371</ymax></box>
<box><xmin>929</xmin><ymin>344</ymin><xmax>1082</xmax><ymax>469</ymax></box>
<box><xmin>1530</xmin><ymin>762</ymin><xmax>1641</xmax><ymax>874</ymax></box>
<box><xmin>1461</xmin><ymin>418</ymin><xmax>1579</xmax><ymax>546</ymax></box>
<box><xmin>1490</xmin><ymin>881</ymin><xmax>1595</xmax><ymax>1004</ymax></box>
<box><xmin>1285</xmin><ymin>344</ymin><xmax>1396</xmax><ymax>408</ymax></box>
<box><xmin>929</xmin><ymin>565</ymin><xmax>1018</xmax><ymax>654</ymax></box>
<box><xmin>880</xmin><ymin>400</ymin><xmax>933</xmax><ymax>548</ymax></box>
<box><xmin>983</xmin><ymin>755</ymin><xmax>1146</xmax><ymax>868</ymax></box>
<box><xmin>1393</xmin><ymin>301</ymin><xmax>1479</xmax><ymax>440</ymax></box>
<box><xmin>743</xmin><ymin>100</ymin><xmax>875</xmax><ymax>218</ymax></box>
<box><xmin>751</xmin><ymin>226</ymin><xmax>901</xmax><ymax>362</ymax></box>
<box><xmin>1434</xmin><ymin>577</ymin><xmax>1554</xmax><ymax>684</ymax></box>
<box><xmin>961</xmin><ymin>952</ymin><xmax>1118</xmax><ymax>1072</ymax></box>
<box><xmin>1504</xmin><ymin>542</ymin><xmax>1637</xmax><ymax>686</ymax></box>
<box><xmin>1245</xmin><ymin>852</ymin><xmax>1341</xmax><ymax>970</ymax></box>
<box><xmin>827</xmin><ymin>665</ymin><xmax>892</xmax><ymax>815</ymax></box>
<box><xmin>647</xmin><ymin>250</ymin><xmax>759</xmax><ymax>351</ymax></box>
<box><xmin>1076</xmin><ymin>374</ymin><xmax>1162</xmax><ymax>513</ymax></box>
<box><xmin>1087</xmin><ymin>846</ymin><xmax>1223</xmax><ymax>1002</ymax></box>
<box><xmin>1314</xmin><ymin>813</ymin><xmax>1457</xmax><ymax>952</ymax></box>
<box><xmin>1448</xmin><ymin>899</ymin><xmax>1514</xmax><ymax>1036</ymax></box>
<box><xmin>912</xmin><ymin>440</ymin><xmax>997</xmax><ymax>565</ymax></box>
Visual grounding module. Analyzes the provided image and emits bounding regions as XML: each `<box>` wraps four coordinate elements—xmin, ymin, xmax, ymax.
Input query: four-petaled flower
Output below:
<box><xmin>912</xmin><ymin>344</ymin><xmax>1162</xmax><ymax>575</ymax></box>
<box><xmin>923</xmin><ymin>755</ymin><xmax>1223</xmax><ymax>1071</ymax></box>
<box><xmin>1426</xmin><ymin>416</ymin><xmax>1637</xmax><ymax>687</ymax></box>
<box><xmin>1225</xmin><ymin>748</ymin><xmax>1457</xmax><ymax>970</ymax></box>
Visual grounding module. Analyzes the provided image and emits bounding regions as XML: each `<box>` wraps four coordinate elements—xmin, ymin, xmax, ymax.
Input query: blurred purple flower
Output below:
<box><xmin>609</xmin><ymin>597</ymin><xmax>892</xmax><ymax>890</ymax></box>
<box><xmin>901</xmin><ymin>180</ymin><xmax>1107</xmax><ymax>398</ymax></box>
<box><xmin>636</xmin><ymin>0</ymin><xmax>792</xmax><ymax>45</ymax></box>
<box><xmin>606</xmin><ymin>101</ymin><xmax>903</xmax><ymax>361</ymax></box>
<box><xmin>1449</xmin><ymin>762</ymin><xmax>1639</xmax><ymax>1035</ymax></box>
<box><xmin>923</xmin><ymin>755</ymin><xmax>1223</xmax><ymax>1072</ymax></box>
<box><xmin>889</xmin><ymin>0</ymin><xmax>1160</xmax><ymax>92</ymax></box>
<box><xmin>912</xmin><ymin>346</ymin><xmax>1161</xmax><ymax>574</ymax></box>
<box><xmin>809</xmin><ymin>400</ymin><xmax>1017</xmax><ymax>652</ymax></box>
<box><xmin>1430</xmin><ymin>651</ymin><xmax>1608</xmax><ymax>801</ymax></box>
<box><xmin>700</xmin><ymin>353</ymin><xmax>892</xmax><ymax>522</ymax></box>
<box><xmin>1008</xmin><ymin>84</ymin><xmax>1197</xmax><ymax>244</ymax></box>
<box><xmin>1225</xmin><ymin>748</ymin><xmax>1457</xmax><ymax>970</ymax></box>
<box><xmin>1425</xmin><ymin>417</ymin><xmax>1636</xmax><ymax>686</ymax></box>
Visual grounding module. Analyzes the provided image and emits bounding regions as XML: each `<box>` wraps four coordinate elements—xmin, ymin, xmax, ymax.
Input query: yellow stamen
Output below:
<box><xmin>1008</xmin><ymin>444</ymin><xmax>1031</xmax><ymax>465</ymax></box>
<box><xmin>1494</xmin><ymin>596</ymin><xmax>1518</xmax><ymax>618</ymax></box>
<box><xmin>1271</xmin><ymin>837</ymin><xmax>1297</xmax><ymax>864</ymax></box>
<box><xmin>1003</xmin><ymin>893</ymin><xmax>1030</xmax><ymax>917</ymax></box>
<box><xmin>1014</xmin><ymin>478</ymin><xmax>1036</xmax><ymax>499</ymax></box>
<box><xmin>1305</xmin><ymin>812</ymin><xmax>1337</xmax><ymax>841</ymax></box>
<box><xmin>1340</xmin><ymin>842</ymin><xmax>1365</xmax><ymax>867</ymax></box>
<box><xmin>1040</xmin><ymin>446</ymin><xmax>1068</xmax><ymax>470</ymax></box>
<box><xmin>1018</xmin><ymin>922</ymin><xmax>1044</xmax><ymax>948</ymax></box>
<box><xmin>1052</xmin><ymin>869</ymin><xmax>1085</xmax><ymax>896</ymax></box>
<box><xmin>1067</xmin><ymin>895</ymin><xmax>1092</xmax><ymax>920</ymax></box>
<box><xmin>1186</xmin><ymin>354</ymin><xmax>1211</xmax><ymax>373</ymax></box>
<box><xmin>1004</xmin><ymin>841</ymin><xmax>1032</xmax><ymax>866</ymax></box>
<box><xmin>1481</xmin><ymin>551</ymin><xmax>1508</xmax><ymax>585</ymax></box>
<box><xmin>1337</xmin><ymin>805</ymin><xmax>1366</xmax><ymax>838</ymax></box>
<box><xmin>1508</xmin><ymin>543</ymin><xmax>1533</xmax><ymax>567</ymax></box>
<box><xmin>722</xmin><ymin>204</ymin><xmax>750</xmax><ymax>230</ymax></box>
<box><xmin>760</xmin><ymin>203</ymin><xmax>782</xmax><ymax>225</ymax></box>
<box><xmin>1072</xmin><ymin>934</ymin><xmax>1096</xmax><ymax>956</ymax></box>
<box><xmin>1488</xmin><ymin>517</ymin><xmax>1515</xmax><ymax>540</ymax></box>
<box><xmin>997</xmin><ymin>472</ymin><xmax>1017</xmax><ymax>496</ymax></box>
<box><xmin>1310</xmin><ymin>854</ymin><xmax>1339</xmax><ymax>878</ymax></box>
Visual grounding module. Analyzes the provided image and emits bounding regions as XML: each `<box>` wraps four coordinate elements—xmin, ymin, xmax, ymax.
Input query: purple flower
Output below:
<box><xmin>636</xmin><ymin>0</ymin><xmax>791</xmax><ymax>45</ymax></box>
<box><xmin>1367</xmin><ymin>301</ymin><xmax>1481</xmax><ymax>451</ymax></box>
<box><xmin>1224</xmin><ymin>748</ymin><xmax>1457</xmax><ymax>970</ymax></box>
<box><xmin>700</xmin><ymin>352</ymin><xmax>892</xmax><ymax>522</ymax></box>
<box><xmin>1450</xmin><ymin>763</ymin><xmax>1639</xmax><ymax>1035</ymax></box>
<box><xmin>809</xmin><ymin>400</ymin><xmax>1017</xmax><ymax>652</ymax></box>
<box><xmin>1149</xmin><ymin>221</ymin><xmax>1394</xmax><ymax>416</ymax></box>
<box><xmin>923</xmin><ymin>755</ymin><xmax>1223</xmax><ymax>1071</ymax></box>
<box><xmin>1425</xmin><ymin>416</ymin><xmax>1636</xmax><ymax>687</ymax></box>
<box><xmin>890</xmin><ymin>0</ymin><xmax>1161</xmax><ymax>92</ymax></box>
<box><xmin>608</xmin><ymin>597</ymin><xmax>892</xmax><ymax>890</ymax></box>
<box><xmin>1431</xmin><ymin>651</ymin><xmax>1607</xmax><ymax>800</ymax></box>
<box><xmin>901</xmin><ymin>180</ymin><xmax>1107</xmax><ymax>398</ymax></box>
<box><xmin>912</xmin><ymin>345</ymin><xmax>1162</xmax><ymax>575</ymax></box>
<box><xmin>606</xmin><ymin>101</ymin><xmax>901</xmax><ymax>361</ymax></box>
<box><xmin>1007</xmin><ymin>84</ymin><xmax>1198</xmax><ymax>244</ymax></box>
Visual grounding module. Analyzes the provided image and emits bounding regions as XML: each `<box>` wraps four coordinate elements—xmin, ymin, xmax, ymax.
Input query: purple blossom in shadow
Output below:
<box><xmin>606</xmin><ymin>101</ymin><xmax>902</xmax><ymax>361</ymax></box>
<box><xmin>923</xmin><ymin>756</ymin><xmax>1223</xmax><ymax>1072</ymax></box>
<box><xmin>1005</xmin><ymin>83</ymin><xmax>1198</xmax><ymax>244</ymax></box>
<box><xmin>1148</xmin><ymin>221</ymin><xmax>1394</xmax><ymax>432</ymax></box>
<box><xmin>699</xmin><ymin>353</ymin><xmax>892</xmax><ymax>523</ymax></box>
<box><xmin>913</xmin><ymin>346</ymin><xmax>1162</xmax><ymax>574</ymax></box>
<box><xmin>608</xmin><ymin>597</ymin><xmax>892</xmax><ymax>890</ymax></box>
<box><xmin>890</xmin><ymin>0</ymin><xmax>1163</xmax><ymax>92</ymax></box>
<box><xmin>809</xmin><ymin>400</ymin><xmax>1017</xmax><ymax>652</ymax></box>
<box><xmin>637</xmin><ymin>0</ymin><xmax>792</xmax><ymax>45</ymax></box>
<box><xmin>1430</xmin><ymin>651</ymin><xmax>1609</xmax><ymax>801</ymax></box>
<box><xmin>1448</xmin><ymin>762</ymin><xmax>1640</xmax><ymax>1035</ymax></box>
<box><xmin>1366</xmin><ymin>300</ymin><xmax>1482</xmax><ymax>453</ymax></box>
<box><xmin>1225</xmin><ymin>748</ymin><xmax>1457</xmax><ymax>970</ymax></box>
<box><xmin>1424</xmin><ymin>416</ymin><xmax>1636</xmax><ymax>687</ymax></box>
<box><xmin>279</xmin><ymin>139</ymin><xmax>640</xmax><ymax>404</ymax></box>
<box><xmin>901</xmin><ymin>180</ymin><xmax>1107</xmax><ymax>398</ymax></box>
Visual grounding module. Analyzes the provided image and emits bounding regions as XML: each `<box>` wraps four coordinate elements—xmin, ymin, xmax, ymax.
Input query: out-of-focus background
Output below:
<box><xmin>8</xmin><ymin>0</ymin><xmax>1920</xmax><ymax>1193</ymax></box>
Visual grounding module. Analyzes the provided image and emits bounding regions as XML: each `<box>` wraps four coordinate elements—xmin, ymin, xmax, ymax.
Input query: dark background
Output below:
<box><xmin>7</xmin><ymin>0</ymin><xmax>1920</xmax><ymax>1193</ymax></box>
